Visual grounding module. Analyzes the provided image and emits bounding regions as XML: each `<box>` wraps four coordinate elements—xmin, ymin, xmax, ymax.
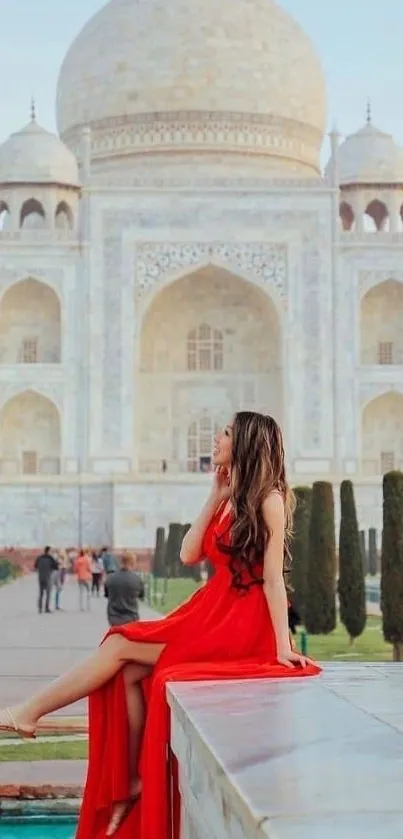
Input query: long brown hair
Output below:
<box><xmin>219</xmin><ymin>411</ymin><xmax>294</xmax><ymax>593</ymax></box>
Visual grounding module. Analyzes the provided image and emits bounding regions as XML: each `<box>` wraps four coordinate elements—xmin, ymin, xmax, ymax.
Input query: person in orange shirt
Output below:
<box><xmin>74</xmin><ymin>549</ymin><xmax>92</xmax><ymax>612</ymax></box>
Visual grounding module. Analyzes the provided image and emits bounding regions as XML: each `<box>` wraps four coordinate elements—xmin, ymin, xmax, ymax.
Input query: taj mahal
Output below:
<box><xmin>0</xmin><ymin>0</ymin><xmax>402</xmax><ymax>547</ymax></box>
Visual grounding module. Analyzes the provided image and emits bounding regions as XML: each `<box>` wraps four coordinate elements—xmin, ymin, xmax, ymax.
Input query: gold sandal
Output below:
<box><xmin>0</xmin><ymin>708</ymin><xmax>36</xmax><ymax>740</ymax></box>
<box><xmin>106</xmin><ymin>791</ymin><xmax>141</xmax><ymax>836</ymax></box>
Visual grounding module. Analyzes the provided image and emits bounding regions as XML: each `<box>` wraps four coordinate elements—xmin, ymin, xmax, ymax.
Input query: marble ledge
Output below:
<box><xmin>167</xmin><ymin>663</ymin><xmax>403</xmax><ymax>839</ymax></box>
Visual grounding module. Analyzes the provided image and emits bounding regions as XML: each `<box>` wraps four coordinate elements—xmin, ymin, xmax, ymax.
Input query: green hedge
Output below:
<box><xmin>0</xmin><ymin>558</ymin><xmax>20</xmax><ymax>584</ymax></box>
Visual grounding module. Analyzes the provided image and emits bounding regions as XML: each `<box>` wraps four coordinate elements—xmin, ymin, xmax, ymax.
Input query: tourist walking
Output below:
<box><xmin>91</xmin><ymin>552</ymin><xmax>103</xmax><ymax>597</ymax></box>
<box><xmin>53</xmin><ymin>550</ymin><xmax>68</xmax><ymax>611</ymax></box>
<box><xmin>104</xmin><ymin>552</ymin><xmax>145</xmax><ymax>626</ymax></box>
<box><xmin>74</xmin><ymin>549</ymin><xmax>92</xmax><ymax>612</ymax></box>
<box><xmin>100</xmin><ymin>546</ymin><xmax>119</xmax><ymax>595</ymax></box>
<box><xmin>0</xmin><ymin>413</ymin><xmax>320</xmax><ymax>839</ymax></box>
<box><xmin>34</xmin><ymin>547</ymin><xmax>58</xmax><ymax>614</ymax></box>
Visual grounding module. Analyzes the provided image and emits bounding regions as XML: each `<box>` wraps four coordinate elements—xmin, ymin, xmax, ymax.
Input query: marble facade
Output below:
<box><xmin>0</xmin><ymin>0</ymin><xmax>402</xmax><ymax>546</ymax></box>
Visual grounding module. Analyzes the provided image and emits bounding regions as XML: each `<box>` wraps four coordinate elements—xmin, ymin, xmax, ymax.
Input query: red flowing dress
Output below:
<box><xmin>76</xmin><ymin>505</ymin><xmax>321</xmax><ymax>839</ymax></box>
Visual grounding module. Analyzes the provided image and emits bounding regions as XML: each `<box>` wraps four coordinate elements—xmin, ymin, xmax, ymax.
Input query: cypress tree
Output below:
<box><xmin>290</xmin><ymin>486</ymin><xmax>312</xmax><ymax>622</ymax></box>
<box><xmin>368</xmin><ymin>528</ymin><xmax>378</xmax><ymax>576</ymax></box>
<box><xmin>305</xmin><ymin>481</ymin><xmax>336</xmax><ymax>635</ymax></box>
<box><xmin>338</xmin><ymin>480</ymin><xmax>366</xmax><ymax>642</ymax></box>
<box><xmin>164</xmin><ymin>523</ymin><xmax>184</xmax><ymax>578</ymax></box>
<box><xmin>152</xmin><ymin>527</ymin><xmax>166</xmax><ymax>579</ymax></box>
<box><xmin>381</xmin><ymin>471</ymin><xmax>403</xmax><ymax>661</ymax></box>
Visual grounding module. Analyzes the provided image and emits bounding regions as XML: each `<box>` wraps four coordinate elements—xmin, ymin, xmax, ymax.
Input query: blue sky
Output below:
<box><xmin>0</xmin><ymin>0</ymin><xmax>402</xmax><ymax>161</ymax></box>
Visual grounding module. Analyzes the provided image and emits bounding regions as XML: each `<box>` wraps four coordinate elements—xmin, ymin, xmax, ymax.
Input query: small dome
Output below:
<box><xmin>0</xmin><ymin>118</ymin><xmax>80</xmax><ymax>187</ymax></box>
<box><xmin>328</xmin><ymin>121</ymin><xmax>403</xmax><ymax>185</ymax></box>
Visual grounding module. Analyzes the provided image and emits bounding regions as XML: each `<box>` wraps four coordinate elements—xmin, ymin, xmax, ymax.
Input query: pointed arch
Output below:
<box><xmin>340</xmin><ymin>201</ymin><xmax>355</xmax><ymax>231</ymax></box>
<box><xmin>361</xmin><ymin>391</ymin><xmax>403</xmax><ymax>475</ymax></box>
<box><xmin>0</xmin><ymin>389</ymin><xmax>61</xmax><ymax>475</ymax></box>
<box><xmin>20</xmin><ymin>198</ymin><xmax>46</xmax><ymax>230</ymax></box>
<box><xmin>138</xmin><ymin>257</ymin><xmax>285</xmax><ymax>329</ymax></box>
<box><xmin>55</xmin><ymin>200</ymin><xmax>74</xmax><ymax>231</ymax></box>
<box><xmin>360</xmin><ymin>279</ymin><xmax>403</xmax><ymax>365</ymax></box>
<box><xmin>0</xmin><ymin>200</ymin><xmax>10</xmax><ymax>231</ymax></box>
<box><xmin>137</xmin><ymin>264</ymin><xmax>283</xmax><ymax>473</ymax></box>
<box><xmin>0</xmin><ymin>278</ymin><xmax>61</xmax><ymax>364</ymax></box>
<box><xmin>364</xmin><ymin>199</ymin><xmax>389</xmax><ymax>232</ymax></box>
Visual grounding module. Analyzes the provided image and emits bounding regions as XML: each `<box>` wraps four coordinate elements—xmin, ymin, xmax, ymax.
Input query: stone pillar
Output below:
<box><xmin>329</xmin><ymin>125</ymin><xmax>343</xmax><ymax>469</ymax></box>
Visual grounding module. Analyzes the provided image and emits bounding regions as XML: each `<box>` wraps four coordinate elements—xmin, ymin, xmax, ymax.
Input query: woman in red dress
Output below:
<box><xmin>0</xmin><ymin>412</ymin><xmax>320</xmax><ymax>838</ymax></box>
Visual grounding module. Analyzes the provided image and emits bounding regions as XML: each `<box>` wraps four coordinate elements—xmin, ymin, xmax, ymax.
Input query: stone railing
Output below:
<box><xmin>0</xmin><ymin>229</ymin><xmax>77</xmax><ymax>244</ymax></box>
<box><xmin>168</xmin><ymin>663</ymin><xmax>403</xmax><ymax>838</ymax></box>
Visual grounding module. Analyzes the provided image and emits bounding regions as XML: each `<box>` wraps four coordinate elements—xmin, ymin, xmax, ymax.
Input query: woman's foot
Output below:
<box><xmin>0</xmin><ymin>707</ymin><xmax>37</xmax><ymax>739</ymax></box>
<box><xmin>106</xmin><ymin>778</ymin><xmax>142</xmax><ymax>836</ymax></box>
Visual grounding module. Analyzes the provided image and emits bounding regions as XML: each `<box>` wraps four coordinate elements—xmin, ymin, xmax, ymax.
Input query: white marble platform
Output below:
<box><xmin>167</xmin><ymin>664</ymin><xmax>403</xmax><ymax>839</ymax></box>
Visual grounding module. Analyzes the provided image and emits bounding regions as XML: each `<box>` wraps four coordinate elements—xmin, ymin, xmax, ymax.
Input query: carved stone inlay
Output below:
<box><xmin>65</xmin><ymin>111</ymin><xmax>322</xmax><ymax>173</ymax></box>
<box><xmin>135</xmin><ymin>241</ymin><xmax>287</xmax><ymax>301</ymax></box>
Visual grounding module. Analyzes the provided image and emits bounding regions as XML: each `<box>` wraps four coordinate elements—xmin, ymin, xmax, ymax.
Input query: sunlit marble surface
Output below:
<box><xmin>167</xmin><ymin>664</ymin><xmax>403</xmax><ymax>839</ymax></box>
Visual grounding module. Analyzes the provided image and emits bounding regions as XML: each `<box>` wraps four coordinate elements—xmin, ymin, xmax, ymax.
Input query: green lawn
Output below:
<box><xmin>148</xmin><ymin>578</ymin><xmax>199</xmax><ymax>615</ymax></box>
<box><xmin>299</xmin><ymin>616</ymin><xmax>392</xmax><ymax>662</ymax></box>
<box><xmin>0</xmin><ymin>739</ymin><xmax>87</xmax><ymax>762</ymax></box>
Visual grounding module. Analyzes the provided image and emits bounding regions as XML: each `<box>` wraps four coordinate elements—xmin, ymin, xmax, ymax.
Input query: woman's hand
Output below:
<box><xmin>210</xmin><ymin>467</ymin><xmax>231</xmax><ymax>504</ymax></box>
<box><xmin>277</xmin><ymin>647</ymin><xmax>307</xmax><ymax>669</ymax></box>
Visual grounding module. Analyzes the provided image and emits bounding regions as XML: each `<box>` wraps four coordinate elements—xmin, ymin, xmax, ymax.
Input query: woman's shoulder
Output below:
<box><xmin>262</xmin><ymin>490</ymin><xmax>284</xmax><ymax>521</ymax></box>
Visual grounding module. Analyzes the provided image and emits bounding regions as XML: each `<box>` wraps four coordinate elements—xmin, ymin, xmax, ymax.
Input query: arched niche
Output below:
<box><xmin>0</xmin><ymin>390</ymin><xmax>61</xmax><ymax>475</ymax></box>
<box><xmin>362</xmin><ymin>391</ymin><xmax>403</xmax><ymax>475</ymax></box>
<box><xmin>137</xmin><ymin>264</ymin><xmax>282</xmax><ymax>472</ymax></box>
<box><xmin>0</xmin><ymin>278</ymin><xmax>61</xmax><ymax>364</ymax></box>
<box><xmin>360</xmin><ymin>280</ymin><xmax>403</xmax><ymax>365</ymax></box>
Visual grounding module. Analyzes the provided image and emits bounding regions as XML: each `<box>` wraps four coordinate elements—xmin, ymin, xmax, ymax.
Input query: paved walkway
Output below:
<box><xmin>0</xmin><ymin>573</ymin><xmax>159</xmax><ymax>717</ymax></box>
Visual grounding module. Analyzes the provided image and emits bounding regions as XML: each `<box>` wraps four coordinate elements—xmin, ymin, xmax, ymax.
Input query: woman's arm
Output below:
<box><xmin>180</xmin><ymin>469</ymin><xmax>231</xmax><ymax>566</ymax></box>
<box><xmin>262</xmin><ymin>493</ymin><xmax>306</xmax><ymax>668</ymax></box>
<box><xmin>180</xmin><ymin>494</ymin><xmax>219</xmax><ymax>566</ymax></box>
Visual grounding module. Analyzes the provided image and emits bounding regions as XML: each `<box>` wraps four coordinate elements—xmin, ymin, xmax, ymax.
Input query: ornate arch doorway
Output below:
<box><xmin>137</xmin><ymin>265</ymin><xmax>282</xmax><ymax>473</ymax></box>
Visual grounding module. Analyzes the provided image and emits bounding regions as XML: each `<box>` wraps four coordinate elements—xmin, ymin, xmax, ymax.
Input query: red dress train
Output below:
<box><xmin>76</xmin><ymin>507</ymin><xmax>321</xmax><ymax>839</ymax></box>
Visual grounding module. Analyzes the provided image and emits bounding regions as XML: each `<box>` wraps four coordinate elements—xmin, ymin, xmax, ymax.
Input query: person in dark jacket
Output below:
<box><xmin>34</xmin><ymin>546</ymin><xmax>58</xmax><ymax>614</ymax></box>
<box><xmin>104</xmin><ymin>553</ymin><xmax>145</xmax><ymax>627</ymax></box>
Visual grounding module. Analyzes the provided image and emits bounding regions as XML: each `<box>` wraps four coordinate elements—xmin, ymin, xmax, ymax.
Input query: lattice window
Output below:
<box><xmin>378</xmin><ymin>342</ymin><xmax>393</xmax><ymax>365</ymax></box>
<box><xmin>22</xmin><ymin>451</ymin><xmax>38</xmax><ymax>475</ymax></box>
<box><xmin>187</xmin><ymin>324</ymin><xmax>223</xmax><ymax>371</ymax></box>
<box><xmin>381</xmin><ymin>451</ymin><xmax>395</xmax><ymax>474</ymax></box>
<box><xmin>187</xmin><ymin>417</ymin><xmax>220</xmax><ymax>473</ymax></box>
<box><xmin>20</xmin><ymin>337</ymin><xmax>38</xmax><ymax>363</ymax></box>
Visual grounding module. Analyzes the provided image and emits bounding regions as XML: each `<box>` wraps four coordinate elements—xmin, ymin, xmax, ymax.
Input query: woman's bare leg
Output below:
<box><xmin>1</xmin><ymin>635</ymin><xmax>164</xmax><ymax>733</ymax></box>
<box><xmin>106</xmin><ymin>662</ymin><xmax>151</xmax><ymax>836</ymax></box>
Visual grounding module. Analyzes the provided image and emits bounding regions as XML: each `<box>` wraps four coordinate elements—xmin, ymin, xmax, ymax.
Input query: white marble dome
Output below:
<box><xmin>331</xmin><ymin>122</ymin><xmax>403</xmax><ymax>185</ymax></box>
<box><xmin>0</xmin><ymin>118</ymin><xmax>80</xmax><ymax>187</ymax></box>
<box><xmin>56</xmin><ymin>0</ymin><xmax>326</xmax><ymax>174</ymax></box>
